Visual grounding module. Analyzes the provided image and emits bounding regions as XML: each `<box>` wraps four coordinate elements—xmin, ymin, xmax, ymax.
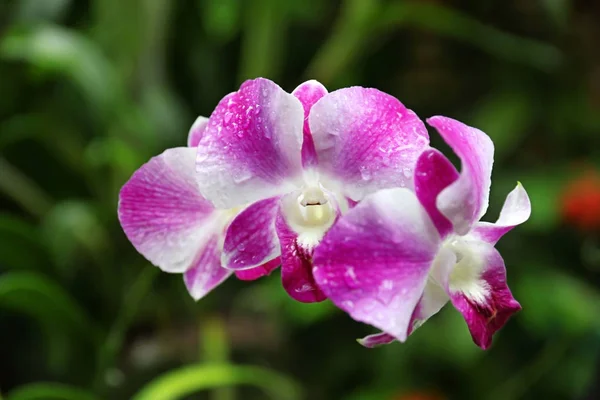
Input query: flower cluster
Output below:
<box><xmin>118</xmin><ymin>78</ymin><xmax>531</xmax><ymax>349</ymax></box>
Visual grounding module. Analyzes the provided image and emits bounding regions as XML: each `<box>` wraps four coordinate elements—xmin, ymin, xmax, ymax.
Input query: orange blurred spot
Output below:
<box><xmin>561</xmin><ymin>170</ymin><xmax>600</xmax><ymax>231</ymax></box>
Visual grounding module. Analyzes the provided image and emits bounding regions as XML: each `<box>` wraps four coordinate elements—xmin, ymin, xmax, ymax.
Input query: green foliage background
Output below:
<box><xmin>1</xmin><ymin>0</ymin><xmax>600</xmax><ymax>399</ymax></box>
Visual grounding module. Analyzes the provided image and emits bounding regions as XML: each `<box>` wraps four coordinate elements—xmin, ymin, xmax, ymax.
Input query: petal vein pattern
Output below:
<box><xmin>118</xmin><ymin>147</ymin><xmax>218</xmax><ymax>273</ymax></box>
<box><xmin>196</xmin><ymin>78</ymin><xmax>305</xmax><ymax>209</ymax></box>
<box><xmin>309</xmin><ymin>87</ymin><xmax>429</xmax><ymax>201</ymax></box>
<box><xmin>313</xmin><ymin>188</ymin><xmax>440</xmax><ymax>341</ymax></box>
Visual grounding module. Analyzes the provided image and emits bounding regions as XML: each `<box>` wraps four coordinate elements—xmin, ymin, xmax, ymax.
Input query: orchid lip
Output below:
<box><xmin>429</xmin><ymin>235</ymin><xmax>490</xmax><ymax>305</ymax></box>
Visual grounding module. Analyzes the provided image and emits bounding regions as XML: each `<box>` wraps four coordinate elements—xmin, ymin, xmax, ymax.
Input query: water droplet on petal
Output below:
<box><xmin>360</xmin><ymin>166</ymin><xmax>372</xmax><ymax>181</ymax></box>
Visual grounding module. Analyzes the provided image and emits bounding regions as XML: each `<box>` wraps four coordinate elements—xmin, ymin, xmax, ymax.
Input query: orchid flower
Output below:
<box><xmin>194</xmin><ymin>78</ymin><xmax>430</xmax><ymax>303</ymax></box>
<box><xmin>118</xmin><ymin>116</ymin><xmax>280</xmax><ymax>300</ymax></box>
<box><xmin>313</xmin><ymin>116</ymin><xmax>531</xmax><ymax>349</ymax></box>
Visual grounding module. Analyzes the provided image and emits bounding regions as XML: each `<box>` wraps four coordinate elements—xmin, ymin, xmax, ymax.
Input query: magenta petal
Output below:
<box><xmin>472</xmin><ymin>183</ymin><xmax>531</xmax><ymax>245</ymax></box>
<box><xmin>415</xmin><ymin>148</ymin><xmax>459</xmax><ymax>239</ymax></box>
<box><xmin>275</xmin><ymin>206</ymin><xmax>327</xmax><ymax>303</ymax></box>
<box><xmin>427</xmin><ymin>116</ymin><xmax>494</xmax><ymax>235</ymax></box>
<box><xmin>187</xmin><ymin>116</ymin><xmax>209</xmax><ymax>147</ymax></box>
<box><xmin>313</xmin><ymin>188</ymin><xmax>441</xmax><ymax>341</ymax></box>
<box><xmin>358</xmin><ymin>332</ymin><xmax>396</xmax><ymax>348</ymax></box>
<box><xmin>234</xmin><ymin>257</ymin><xmax>281</xmax><ymax>281</ymax></box>
<box><xmin>447</xmin><ymin>243</ymin><xmax>521</xmax><ymax>349</ymax></box>
<box><xmin>222</xmin><ymin>196</ymin><xmax>281</xmax><ymax>270</ymax></box>
<box><xmin>118</xmin><ymin>147</ymin><xmax>217</xmax><ymax>273</ymax></box>
<box><xmin>309</xmin><ymin>87</ymin><xmax>429</xmax><ymax>201</ymax></box>
<box><xmin>183</xmin><ymin>235</ymin><xmax>232</xmax><ymax>300</ymax></box>
<box><xmin>292</xmin><ymin>80</ymin><xmax>327</xmax><ymax>168</ymax></box>
<box><xmin>196</xmin><ymin>78</ymin><xmax>304</xmax><ymax>208</ymax></box>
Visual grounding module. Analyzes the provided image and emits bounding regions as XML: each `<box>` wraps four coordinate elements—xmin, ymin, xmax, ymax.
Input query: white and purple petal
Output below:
<box><xmin>187</xmin><ymin>115</ymin><xmax>209</xmax><ymax>147</ymax></box>
<box><xmin>358</xmin><ymin>332</ymin><xmax>396</xmax><ymax>348</ymax></box>
<box><xmin>428</xmin><ymin>116</ymin><xmax>494</xmax><ymax>235</ymax></box>
<box><xmin>309</xmin><ymin>87</ymin><xmax>429</xmax><ymax>201</ymax></box>
<box><xmin>313</xmin><ymin>188</ymin><xmax>441</xmax><ymax>341</ymax></box>
<box><xmin>414</xmin><ymin>148</ymin><xmax>459</xmax><ymax>239</ymax></box>
<box><xmin>183</xmin><ymin>235</ymin><xmax>232</xmax><ymax>300</ymax></box>
<box><xmin>472</xmin><ymin>183</ymin><xmax>531</xmax><ymax>245</ymax></box>
<box><xmin>196</xmin><ymin>78</ymin><xmax>304</xmax><ymax>208</ymax></box>
<box><xmin>118</xmin><ymin>147</ymin><xmax>218</xmax><ymax>273</ymax></box>
<box><xmin>442</xmin><ymin>240</ymin><xmax>521</xmax><ymax>349</ymax></box>
<box><xmin>408</xmin><ymin>246</ymin><xmax>456</xmax><ymax>334</ymax></box>
<box><xmin>222</xmin><ymin>196</ymin><xmax>281</xmax><ymax>270</ymax></box>
<box><xmin>292</xmin><ymin>80</ymin><xmax>327</xmax><ymax>168</ymax></box>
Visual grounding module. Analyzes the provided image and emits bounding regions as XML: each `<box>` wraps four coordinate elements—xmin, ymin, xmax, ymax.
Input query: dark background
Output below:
<box><xmin>1</xmin><ymin>0</ymin><xmax>600</xmax><ymax>399</ymax></box>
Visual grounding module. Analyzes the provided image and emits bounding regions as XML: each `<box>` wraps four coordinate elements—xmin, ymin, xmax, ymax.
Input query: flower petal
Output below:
<box><xmin>472</xmin><ymin>183</ymin><xmax>531</xmax><ymax>245</ymax></box>
<box><xmin>187</xmin><ymin>115</ymin><xmax>209</xmax><ymax>147</ymax></box>
<box><xmin>276</xmin><ymin>191</ymin><xmax>337</xmax><ymax>303</ymax></box>
<box><xmin>234</xmin><ymin>257</ymin><xmax>281</xmax><ymax>281</ymax></box>
<box><xmin>408</xmin><ymin>247</ymin><xmax>456</xmax><ymax>334</ymax></box>
<box><xmin>292</xmin><ymin>80</ymin><xmax>327</xmax><ymax>168</ymax></box>
<box><xmin>415</xmin><ymin>148</ymin><xmax>459</xmax><ymax>239</ymax></box>
<box><xmin>428</xmin><ymin>116</ymin><xmax>494</xmax><ymax>235</ymax></box>
<box><xmin>118</xmin><ymin>147</ymin><xmax>218</xmax><ymax>273</ymax></box>
<box><xmin>222</xmin><ymin>196</ymin><xmax>281</xmax><ymax>270</ymax></box>
<box><xmin>313</xmin><ymin>188</ymin><xmax>441</xmax><ymax>341</ymax></box>
<box><xmin>183</xmin><ymin>234</ymin><xmax>232</xmax><ymax>300</ymax></box>
<box><xmin>196</xmin><ymin>78</ymin><xmax>304</xmax><ymax>208</ymax></box>
<box><xmin>309</xmin><ymin>87</ymin><xmax>429</xmax><ymax>201</ymax></box>
<box><xmin>443</xmin><ymin>240</ymin><xmax>521</xmax><ymax>349</ymax></box>
<box><xmin>358</xmin><ymin>332</ymin><xmax>396</xmax><ymax>348</ymax></box>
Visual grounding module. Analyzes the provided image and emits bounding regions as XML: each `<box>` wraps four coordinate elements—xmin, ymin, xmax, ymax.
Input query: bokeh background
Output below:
<box><xmin>1</xmin><ymin>0</ymin><xmax>600</xmax><ymax>399</ymax></box>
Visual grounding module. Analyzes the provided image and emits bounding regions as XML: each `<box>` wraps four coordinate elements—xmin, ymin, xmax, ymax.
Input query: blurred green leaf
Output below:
<box><xmin>201</xmin><ymin>317</ymin><xmax>234</xmax><ymax>400</ymax></box>
<box><xmin>238</xmin><ymin>0</ymin><xmax>287</xmax><ymax>81</ymax></box>
<box><xmin>470</xmin><ymin>90</ymin><xmax>534</xmax><ymax>159</ymax></box>
<box><xmin>0</xmin><ymin>113</ymin><xmax>91</xmax><ymax>188</ymax></box>
<box><xmin>131</xmin><ymin>364</ymin><xmax>303</xmax><ymax>400</ymax></box>
<box><xmin>0</xmin><ymin>157</ymin><xmax>53</xmax><ymax>218</ymax></box>
<box><xmin>377</xmin><ymin>2</ymin><xmax>562</xmax><ymax>72</ymax></box>
<box><xmin>408</xmin><ymin>307</ymin><xmax>482</xmax><ymax>366</ymax></box>
<box><xmin>41</xmin><ymin>201</ymin><xmax>110</xmax><ymax>273</ymax></box>
<box><xmin>540</xmin><ymin>0</ymin><xmax>570</xmax><ymax>28</ymax></box>
<box><xmin>14</xmin><ymin>0</ymin><xmax>71</xmax><ymax>22</ymax></box>
<box><xmin>0</xmin><ymin>213</ymin><xmax>48</xmax><ymax>270</ymax></box>
<box><xmin>94</xmin><ymin>267</ymin><xmax>159</xmax><ymax>392</ymax></box>
<box><xmin>551</xmin><ymin>332</ymin><xmax>600</xmax><ymax>397</ymax></box>
<box><xmin>516</xmin><ymin>269</ymin><xmax>600</xmax><ymax>337</ymax></box>
<box><xmin>84</xmin><ymin>136</ymin><xmax>146</xmax><ymax>180</ymax></box>
<box><xmin>305</xmin><ymin>0</ymin><xmax>381</xmax><ymax>85</ymax></box>
<box><xmin>0</xmin><ymin>24</ymin><xmax>120</xmax><ymax>117</ymax></box>
<box><xmin>202</xmin><ymin>0</ymin><xmax>241</xmax><ymax>43</ymax></box>
<box><xmin>234</xmin><ymin>274</ymin><xmax>337</xmax><ymax>327</ymax></box>
<box><xmin>489</xmin><ymin>337</ymin><xmax>572</xmax><ymax>400</ymax></box>
<box><xmin>307</xmin><ymin>0</ymin><xmax>561</xmax><ymax>85</ymax></box>
<box><xmin>0</xmin><ymin>271</ymin><xmax>102</xmax><ymax>343</ymax></box>
<box><xmin>0</xmin><ymin>271</ymin><xmax>102</xmax><ymax>371</ymax></box>
<box><xmin>7</xmin><ymin>382</ymin><xmax>100</xmax><ymax>400</ymax></box>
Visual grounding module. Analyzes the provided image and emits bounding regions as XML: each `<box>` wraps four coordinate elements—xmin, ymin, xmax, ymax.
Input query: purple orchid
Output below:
<box><xmin>194</xmin><ymin>78</ymin><xmax>430</xmax><ymax>303</ymax></box>
<box><xmin>118</xmin><ymin>116</ymin><xmax>280</xmax><ymax>300</ymax></box>
<box><xmin>313</xmin><ymin>116</ymin><xmax>531</xmax><ymax>349</ymax></box>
